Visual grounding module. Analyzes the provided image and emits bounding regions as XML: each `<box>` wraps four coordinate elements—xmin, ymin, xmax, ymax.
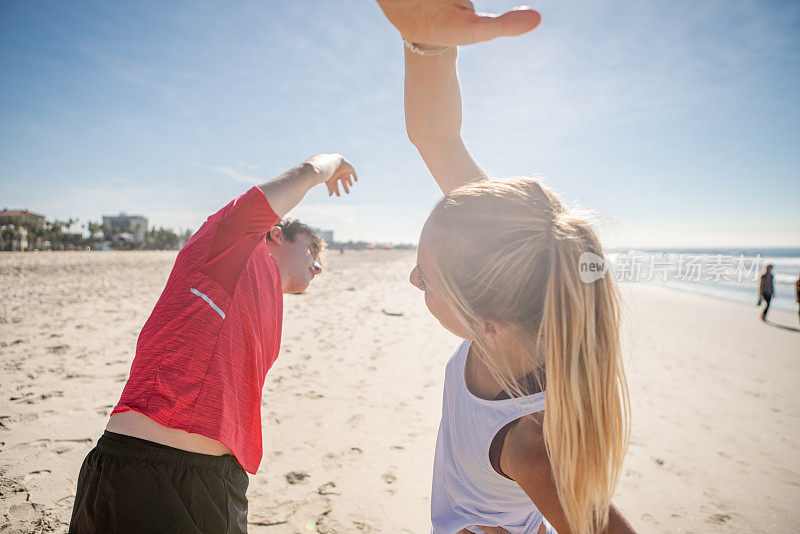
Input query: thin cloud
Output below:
<box><xmin>209</xmin><ymin>165</ymin><xmax>260</xmax><ymax>184</ymax></box>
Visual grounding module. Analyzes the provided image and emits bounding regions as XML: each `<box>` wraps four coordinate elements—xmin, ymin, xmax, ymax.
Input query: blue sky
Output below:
<box><xmin>1</xmin><ymin>0</ymin><xmax>798</xmax><ymax>247</ymax></box>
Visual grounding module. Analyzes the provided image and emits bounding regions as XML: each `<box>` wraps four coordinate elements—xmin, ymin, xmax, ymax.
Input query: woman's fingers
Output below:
<box><xmin>376</xmin><ymin>0</ymin><xmax>540</xmax><ymax>46</ymax></box>
<box><xmin>469</xmin><ymin>8</ymin><xmax>541</xmax><ymax>43</ymax></box>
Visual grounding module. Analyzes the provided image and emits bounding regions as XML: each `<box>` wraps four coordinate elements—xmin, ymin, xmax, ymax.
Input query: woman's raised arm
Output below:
<box><xmin>404</xmin><ymin>46</ymin><xmax>486</xmax><ymax>195</ymax></box>
<box><xmin>378</xmin><ymin>0</ymin><xmax>541</xmax><ymax>194</ymax></box>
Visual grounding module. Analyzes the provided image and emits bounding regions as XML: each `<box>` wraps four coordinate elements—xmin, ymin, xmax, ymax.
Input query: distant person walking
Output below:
<box><xmin>795</xmin><ymin>271</ymin><xmax>800</xmax><ymax>325</ymax></box>
<box><xmin>758</xmin><ymin>264</ymin><xmax>775</xmax><ymax>321</ymax></box>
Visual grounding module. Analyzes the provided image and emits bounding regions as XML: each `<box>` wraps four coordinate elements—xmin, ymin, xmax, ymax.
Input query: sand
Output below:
<box><xmin>0</xmin><ymin>250</ymin><xmax>798</xmax><ymax>533</ymax></box>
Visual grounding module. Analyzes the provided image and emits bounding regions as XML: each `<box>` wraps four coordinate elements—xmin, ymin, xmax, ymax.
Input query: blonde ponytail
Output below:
<box><xmin>427</xmin><ymin>178</ymin><xmax>630</xmax><ymax>533</ymax></box>
<box><xmin>540</xmin><ymin>213</ymin><xmax>629</xmax><ymax>533</ymax></box>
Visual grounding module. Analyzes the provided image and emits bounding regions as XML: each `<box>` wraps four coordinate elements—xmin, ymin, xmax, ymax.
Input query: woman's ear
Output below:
<box><xmin>480</xmin><ymin>319</ymin><xmax>513</xmax><ymax>342</ymax></box>
<box><xmin>268</xmin><ymin>226</ymin><xmax>283</xmax><ymax>245</ymax></box>
<box><xmin>480</xmin><ymin>319</ymin><xmax>499</xmax><ymax>338</ymax></box>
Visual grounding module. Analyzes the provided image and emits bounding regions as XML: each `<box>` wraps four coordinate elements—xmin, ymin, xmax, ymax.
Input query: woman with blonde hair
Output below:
<box><xmin>377</xmin><ymin>1</ymin><xmax>637</xmax><ymax>532</ymax></box>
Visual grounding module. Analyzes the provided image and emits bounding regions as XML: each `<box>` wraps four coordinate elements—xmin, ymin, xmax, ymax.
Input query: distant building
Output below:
<box><xmin>312</xmin><ymin>227</ymin><xmax>334</xmax><ymax>245</ymax></box>
<box><xmin>0</xmin><ymin>209</ymin><xmax>45</xmax><ymax>229</ymax></box>
<box><xmin>103</xmin><ymin>213</ymin><xmax>148</xmax><ymax>243</ymax></box>
<box><xmin>0</xmin><ymin>209</ymin><xmax>45</xmax><ymax>251</ymax></box>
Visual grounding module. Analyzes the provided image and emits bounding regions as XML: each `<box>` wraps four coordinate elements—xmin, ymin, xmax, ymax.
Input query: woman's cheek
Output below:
<box><xmin>424</xmin><ymin>290</ymin><xmax>436</xmax><ymax>316</ymax></box>
<box><xmin>425</xmin><ymin>291</ymin><xmax>451</xmax><ymax>328</ymax></box>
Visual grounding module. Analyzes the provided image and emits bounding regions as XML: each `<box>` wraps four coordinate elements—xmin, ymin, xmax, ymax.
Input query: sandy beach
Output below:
<box><xmin>0</xmin><ymin>250</ymin><xmax>798</xmax><ymax>533</ymax></box>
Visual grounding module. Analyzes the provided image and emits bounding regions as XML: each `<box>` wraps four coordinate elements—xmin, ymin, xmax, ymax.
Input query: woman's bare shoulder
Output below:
<box><xmin>501</xmin><ymin>412</ymin><xmax>549</xmax><ymax>480</ymax></box>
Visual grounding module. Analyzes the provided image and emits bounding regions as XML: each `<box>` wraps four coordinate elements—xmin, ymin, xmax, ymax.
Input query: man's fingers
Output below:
<box><xmin>325</xmin><ymin>160</ymin><xmax>357</xmax><ymax>198</ymax></box>
<box><xmin>470</xmin><ymin>8</ymin><xmax>541</xmax><ymax>43</ymax></box>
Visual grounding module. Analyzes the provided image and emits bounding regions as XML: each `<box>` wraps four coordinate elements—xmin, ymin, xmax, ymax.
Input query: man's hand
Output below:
<box><xmin>258</xmin><ymin>154</ymin><xmax>358</xmax><ymax>218</ymax></box>
<box><xmin>304</xmin><ymin>154</ymin><xmax>358</xmax><ymax>197</ymax></box>
<box><xmin>376</xmin><ymin>0</ymin><xmax>541</xmax><ymax>47</ymax></box>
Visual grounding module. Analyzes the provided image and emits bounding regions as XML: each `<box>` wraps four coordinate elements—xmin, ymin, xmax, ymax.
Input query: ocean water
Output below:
<box><xmin>606</xmin><ymin>248</ymin><xmax>800</xmax><ymax>313</ymax></box>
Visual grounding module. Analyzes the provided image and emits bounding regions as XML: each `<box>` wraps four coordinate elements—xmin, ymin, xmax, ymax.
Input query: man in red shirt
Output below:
<box><xmin>69</xmin><ymin>154</ymin><xmax>357</xmax><ymax>533</ymax></box>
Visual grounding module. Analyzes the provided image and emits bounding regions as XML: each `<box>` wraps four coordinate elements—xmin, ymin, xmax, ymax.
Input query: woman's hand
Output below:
<box><xmin>376</xmin><ymin>0</ymin><xmax>540</xmax><ymax>46</ymax></box>
<box><xmin>304</xmin><ymin>154</ymin><xmax>358</xmax><ymax>197</ymax></box>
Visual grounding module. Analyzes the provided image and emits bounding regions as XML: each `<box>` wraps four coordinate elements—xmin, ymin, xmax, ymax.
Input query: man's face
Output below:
<box><xmin>269</xmin><ymin>231</ymin><xmax>322</xmax><ymax>294</ymax></box>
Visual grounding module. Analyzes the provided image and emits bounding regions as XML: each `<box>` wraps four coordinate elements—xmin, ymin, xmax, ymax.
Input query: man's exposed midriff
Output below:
<box><xmin>106</xmin><ymin>411</ymin><xmax>234</xmax><ymax>456</ymax></box>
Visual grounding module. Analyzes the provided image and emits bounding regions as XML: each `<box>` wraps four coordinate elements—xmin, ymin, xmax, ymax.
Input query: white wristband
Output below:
<box><xmin>403</xmin><ymin>39</ymin><xmax>452</xmax><ymax>56</ymax></box>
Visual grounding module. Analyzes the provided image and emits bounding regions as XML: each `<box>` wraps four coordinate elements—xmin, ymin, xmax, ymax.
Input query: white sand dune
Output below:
<box><xmin>0</xmin><ymin>250</ymin><xmax>798</xmax><ymax>533</ymax></box>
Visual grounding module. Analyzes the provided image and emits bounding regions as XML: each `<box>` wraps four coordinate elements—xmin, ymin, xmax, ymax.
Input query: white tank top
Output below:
<box><xmin>431</xmin><ymin>340</ymin><xmax>547</xmax><ymax>534</ymax></box>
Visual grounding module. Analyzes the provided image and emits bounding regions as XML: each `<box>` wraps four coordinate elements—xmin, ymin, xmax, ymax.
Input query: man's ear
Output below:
<box><xmin>268</xmin><ymin>226</ymin><xmax>283</xmax><ymax>245</ymax></box>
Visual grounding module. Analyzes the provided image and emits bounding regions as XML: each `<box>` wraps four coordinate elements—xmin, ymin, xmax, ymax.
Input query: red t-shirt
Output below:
<box><xmin>113</xmin><ymin>187</ymin><xmax>282</xmax><ymax>474</ymax></box>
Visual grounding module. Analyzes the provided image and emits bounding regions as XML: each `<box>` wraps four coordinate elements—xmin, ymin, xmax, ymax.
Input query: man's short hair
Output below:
<box><xmin>266</xmin><ymin>218</ymin><xmax>326</xmax><ymax>261</ymax></box>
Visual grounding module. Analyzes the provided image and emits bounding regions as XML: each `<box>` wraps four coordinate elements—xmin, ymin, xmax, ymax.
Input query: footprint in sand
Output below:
<box><xmin>285</xmin><ymin>471</ymin><xmax>310</xmax><ymax>485</ymax></box>
<box><xmin>322</xmin><ymin>446</ymin><xmax>364</xmax><ymax>470</ymax></box>
<box><xmin>9</xmin><ymin>392</ymin><xmax>35</xmax><ymax>403</ymax></box>
<box><xmin>640</xmin><ymin>513</ymin><xmax>659</xmax><ymax>525</ymax></box>
<box><xmin>317</xmin><ymin>481</ymin><xmax>339</xmax><ymax>495</ymax></box>
<box><xmin>53</xmin><ymin>437</ymin><xmax>93</xmax><ymax>454</ymax></box>
<box><xmin>347</xmin><ymin>414</ymin><xmax>365</xmax><ymax>428</ymax></box>
<box><xmin>382</xmin><ymin>470</ymin><xmax>398</xmax><ymax>496</ymax></box>
<box><xmin>0</xmin><ymin>413</ymin><xmax>39</xmax><ymax>429</ymax></box>
<box><xmin>23</xmin><ymin>469</ymin><xmax>52</xmax><ymax>482</ymax></box>
<box><xmin>0</xmin><ymin>472</ymin><xmax>27</xmax><ymax>496</ymax></box>
<box><xmin>322</xmin><ymin>452</ymin><xmax>340</xmax><ymax>469</ymax></box>
<box><xmin>707</xmin><ymin>513</ymin><xmax>732</xmax><ymax>524</ymax></box>
<box><xmin>95</xmin><ymin>405</ymin><xmax>115</xmax><ymax>416</ymax></box>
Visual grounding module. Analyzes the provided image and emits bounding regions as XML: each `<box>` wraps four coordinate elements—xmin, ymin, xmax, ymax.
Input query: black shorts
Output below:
<box><xmin>69</xmin><ymin>431</ymin><xmax>248</xmax><ymax>534</ymax></box>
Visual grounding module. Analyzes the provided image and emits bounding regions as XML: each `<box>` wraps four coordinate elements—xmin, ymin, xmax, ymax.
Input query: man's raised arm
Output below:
<box><xmin>259</xmin><ymin>153</ymin><xmax>357</xmax><ymax>218</ymax></box>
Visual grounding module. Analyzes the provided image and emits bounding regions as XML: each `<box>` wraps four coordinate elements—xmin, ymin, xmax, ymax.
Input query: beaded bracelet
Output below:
<box><xmin>403</xmin><ymin>39</ymin><xmax>452</xmax><ymax>56</ymax></box>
